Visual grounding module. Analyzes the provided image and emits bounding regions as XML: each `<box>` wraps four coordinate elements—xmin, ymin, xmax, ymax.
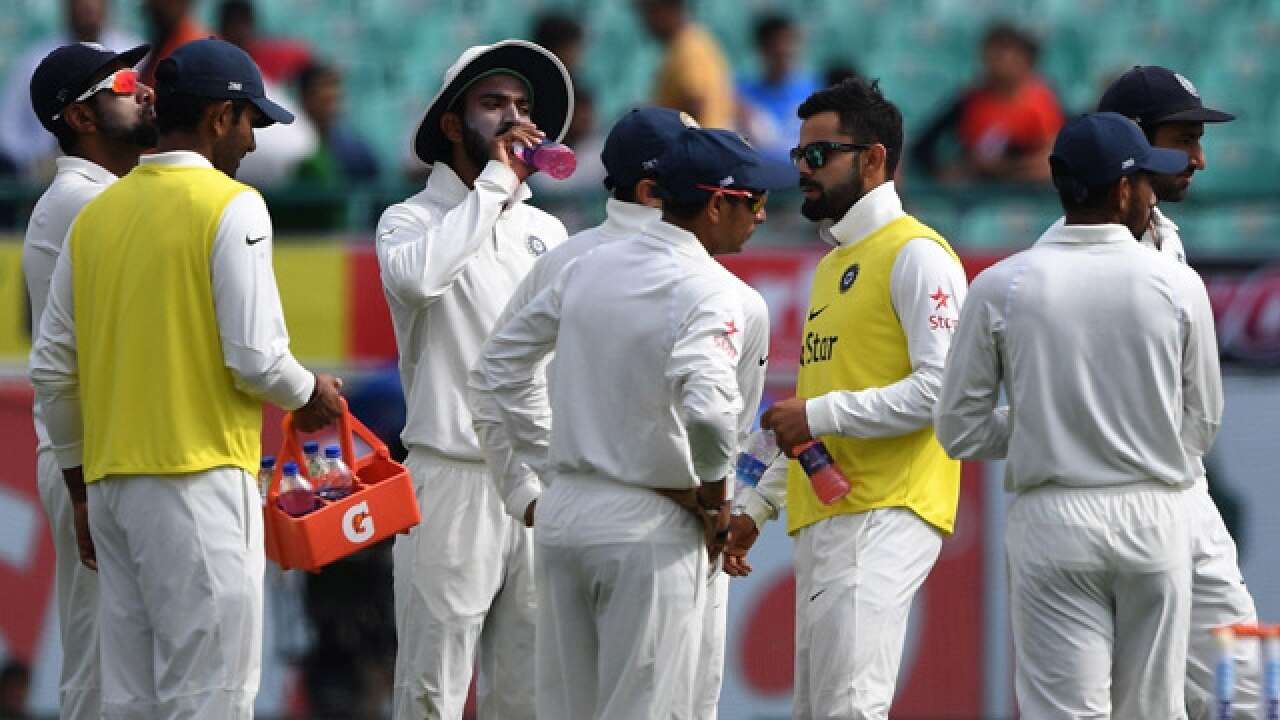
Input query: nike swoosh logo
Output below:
<box><xmin>808</xmin><ymin>305</ymin><xmax>829</xmax><ymax>321</ymax></box>
<box><xmin>245</xmin><ymin>234</ymin><xmax>267</xmax><ymax>246</ymax></box>
<box><xmin>809</xmin><ymin>589</ymin><xmax>826</xmax><ymax>602</ymax></box>
<box><xmin>758</xmin><ymin>356</ymin><xmax>768</xmax><ymax>367</ymax></box>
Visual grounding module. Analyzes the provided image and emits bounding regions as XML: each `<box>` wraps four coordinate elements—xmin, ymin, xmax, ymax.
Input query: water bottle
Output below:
<box><xmin>257</xmin><ymin>455</ymin><xmax>276</xmax><ymax>505</ymax></box>
<box><xmin>316</xmin><ymin>444</ymin><xmax>355</xmax><ymax>501</ymax></box>
<box><xmin>794</xmin><ymin>440</ymin><xmax>851</xmax><ymax>505</ymax></box>
<box><xmin>1214</xmin><ymin>626</ymin><xmax>1235</xmax><ymax>720</ymax></box>
<box><xmin>735</xmin><ymin>429</ymin><xmax>781</xmax><ymax>489</ymax></box>
<box><xmin>1265</xmin><ymin>627</ymin><xmax>1280</xmax><ymax>720</ymax></box>
<box><xmin>302</xmin><ymin>440</ymin><xmax>325</xmax><ymax>481</ymax></box>
<box><xmin>516</xmin><ymin>141</ymin><xmax>577</xmax><ymax>179</ymax></box>
<box><xmin>276</xmin><ymin>461</ymin><xmax>319</xmax><ymax>518</ymax></box>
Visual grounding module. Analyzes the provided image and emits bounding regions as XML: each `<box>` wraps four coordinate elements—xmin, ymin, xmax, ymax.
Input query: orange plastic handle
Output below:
<box><xmin>267</xmin><ymin>398</ymin><xmax>392</xmax><ymax>502</ymax></box>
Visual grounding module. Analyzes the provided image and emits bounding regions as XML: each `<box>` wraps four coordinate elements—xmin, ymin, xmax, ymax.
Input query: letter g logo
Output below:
<box><xmin>342</xmin><ymin>501</ymin><xmax>375</xmax><ymax>544</ymax></box>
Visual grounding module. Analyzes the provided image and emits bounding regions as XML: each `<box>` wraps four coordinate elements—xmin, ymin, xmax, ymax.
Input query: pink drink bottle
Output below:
<box><xmin>276</xmin><ymin>461</ymin><xmax>319</xmax><ymax>517</ymax></box>
<box><xmin>793</xmin><ymin>440</ymin><xmax>851</xmax><ymax>505</ymax></box>
<box><xmin>316</xmin><ymin>444</ymin><xmax>354</xmax><ymax>501</ymax></box>
<box><xmin>517</xmin><ymin>141</ymin><xmax>577</xmax><ymax>179</ymax></box>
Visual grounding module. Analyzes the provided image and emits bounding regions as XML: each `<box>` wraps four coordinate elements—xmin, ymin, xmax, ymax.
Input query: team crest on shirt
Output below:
<box><xmin>839</xmin><ymin>263</ymin><xmax>860</xmax><ymax>293</ymax></box>
<box><xmin>526</xmin><ymin>235</ymin><xmax>547</xmax><ymax>257</ymax></box>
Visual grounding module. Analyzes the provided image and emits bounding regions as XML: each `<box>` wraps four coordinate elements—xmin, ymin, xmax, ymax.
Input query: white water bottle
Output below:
<box><xmin>735</xmin><ymin>429</ymin><xmax>781</xmax><ymax>489</ymax></box>
<box><xmin>257</xmin><ymin>455</ymin><xmax>276</xmax><ymax>505</ymax></box>
<box><xmin>302</xmin><ymin>440</ymin><xmax>325</xmax><ymax>481</ymax></box>
<box><xmin>316</xmin><ymin>444</ymin><xmax>355</xmax><ymax>501</ymax></box>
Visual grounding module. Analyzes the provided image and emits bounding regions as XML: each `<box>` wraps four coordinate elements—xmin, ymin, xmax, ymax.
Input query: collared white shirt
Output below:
<box><xmin>736</xmin><ymin>181</ymin><xmax>966</xmax><ymax>528</ymax></box>
<box><xmin>474</xmin><ymin>219</ymin><xmax>744</xmax><ymax>543</ymax></box>
<box><xmin>23</xmin><ymin>156</ymin><xmax>117</xmax><ymax>450</ymax></box>
<box><xmin>377</xmin><ymin>160</ymin><xmax>567</xmax><ymax>461</ymax></box>
<box><xmin>30</xmin><ymin>151</ymin><xmax>314</xmax><ymax>468</ymax></box>
<box><xmin>1145</xmin><ymin>206</ymin><xmax>1187</xmax><ymax>263</ymax></box>
<box><xmin>934</xmin><ymin>221</ymin><xmax>1223</xmax><ymax>493</ymax></box>
<box><xmin>469</xmin><ymin>199</ymin><xmax>770</xmax><ymax>521</ymax></box>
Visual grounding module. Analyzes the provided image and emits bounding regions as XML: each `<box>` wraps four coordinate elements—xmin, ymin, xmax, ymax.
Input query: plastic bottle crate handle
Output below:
<box><xmin>266</xmin><ymin>397</ymin><xmax>391</xmax><ymax>500</ymax></box>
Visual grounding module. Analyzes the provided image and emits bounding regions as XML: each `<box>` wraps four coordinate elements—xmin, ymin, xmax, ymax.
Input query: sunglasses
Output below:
<box><xmin>695</xmin><ymin>184</ymin><xmax>768</xmax><ymax>214</ymax></box>
<box><xmin>53</xmin><ymin>68</ymin><xmax>139</xmax><ymax>120</ymax></box>
<box><xmin>789</xmin><ymin>141</ymin><xmax>875</xmax><ymax>169</ymax></box>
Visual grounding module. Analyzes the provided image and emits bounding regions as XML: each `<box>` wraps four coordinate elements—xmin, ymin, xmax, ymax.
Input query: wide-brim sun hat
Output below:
<box><xmin>412</xmin><ymin>39</ymin><xmax>573</xmax><ymax>166</ymax></box>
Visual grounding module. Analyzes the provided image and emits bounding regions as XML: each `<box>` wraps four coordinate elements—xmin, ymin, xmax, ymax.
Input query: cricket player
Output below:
<box><xmin>936</xmin><ymin>112</ymin><xmax>1220</xmax><ymax>718</ymax></box>
<box><xmin>1096</xmin><ymin>66</ymin><xmax>1258</xmax><ymax>719</ymax></box>
<box><xmin>29</xmin><ymin>38</ymin><xmax>343</xmax><ymax>718</ymax></box>
<box><xmin>469</xmin><ymin>109</ymin><xmax>772</xmax><ymax>719</ymax></box>
<box><xmin>377</xmin><ymin>40</ymin><xmax>571</xmax><ymax>719</ymax></box>
<box><xmin>726</xmin><ymin>78</ymin><xmax>967</xmax><ymax>719</ymax></box>
<box><xmin>23</xmin><ymin>40</ymin><xmax>154</xmax><ymax>720</ymax></box>
<box><xmin>474</xmin><ymin>127</ymin><xmax>792</xmax><ymax>719</ymax></box>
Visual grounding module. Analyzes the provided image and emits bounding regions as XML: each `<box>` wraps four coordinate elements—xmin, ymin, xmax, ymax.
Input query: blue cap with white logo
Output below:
<box><xmin>1050</xmin><ymin>112</ymin><xmax>1188</xmax><ymax>193</ymax></box>
<box><xmin>654</xmin><ymin>128</ymin><xmax>798</xmax><ymax>204</ymax></box>
<box><xmin>155</xmin><ymin>38</ymin><xmax>293</xmax><ymax>127</ymax></box>
<box><xmin>601</xmin><ymin>107</ymin><xmax>698</xmax><ymax>192</ymax></box>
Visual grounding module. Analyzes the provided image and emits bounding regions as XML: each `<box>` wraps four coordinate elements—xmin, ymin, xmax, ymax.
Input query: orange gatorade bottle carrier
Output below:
<box><xmin>264</xmin><ymin>399</ymin><xmax>419</xmax><ymax>572</ymax></box>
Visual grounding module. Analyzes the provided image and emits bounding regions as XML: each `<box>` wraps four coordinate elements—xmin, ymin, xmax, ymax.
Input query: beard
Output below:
<box><xmin>1150</xmin><ymin>171</ymin><xmax>1192</xmax><ymax>203</ymax></box>
<box><xmin>97</xmin><ymin>104</ymin><xmax>158</xmax><ymax>150</ymax></box>
<box><xmin>800</xmin><ymin>172</ymin><xmax>865</xmax><ymax>222</ymax></box>
<box><xmin>460</xmin><ymin>120</ymin><xmax>491</xmax><ymax>170</ymax></box>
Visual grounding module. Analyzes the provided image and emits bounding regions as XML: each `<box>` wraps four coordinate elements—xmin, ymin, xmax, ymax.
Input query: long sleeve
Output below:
<box><xmin>1177</xmin><ymin>269</ymin><xmax>1224</xmax><ymax>457</ymax></box>
<box><xmin>210</xmin><ymin>191</ymin><xmax>314</xmax><ymax>410</ymax></box>
<box><xmin>806</xmin><ymin>237</ymin><xmax>968</xmax><ymax>439</ymax></box>
<box><xmin>934</xmin><ymin>272</ymin><xmax>1011</xmax><ymax>460</ymax></box>
<box><xmin>474</xmin><ymin>267</ymin><xmax>568</xmax><ymax>516</ymax></box>
<box><xmin>376</xmin><ymin>162</ymin><xmax>520</xmax><ymax>309</ymax></box>
<box><xmin>667</xmin><ymin>289</ymin><xmax>745</xmax><ymax>486</ymax></box>
<box><xmin>29</xmin><ymin>241</ymin><xmax>82</xmax><ymax>469</ymax></box>
<box><xmin>735</xmin><ymin>453</ymin><xmax>788</xmax><ymax>529</ymax></box>
<box><xmin>469</xmin><ymin>265</ymin><xmax>554</xmax><ymax>520</ymax></box>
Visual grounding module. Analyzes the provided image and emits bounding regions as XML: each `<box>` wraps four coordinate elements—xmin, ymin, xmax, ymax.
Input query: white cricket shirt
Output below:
<box><xmin>934</xmin><ymin>221</ymin><xmax>1223</xmax><ymax>492</ymax></box>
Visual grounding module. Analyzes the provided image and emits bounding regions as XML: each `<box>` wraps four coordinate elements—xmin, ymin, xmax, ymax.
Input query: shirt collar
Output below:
<box><xmin>1037</xmin><ymin>221</ymin><xmax>1137</xmax><ymax>247</ymax></box>
<box><xmin>139</xmin><ymin>150</ymin><xmax>214</xmax><ymax>169</ymax></box>
<box><xmin>423</xmin><ymin>161</ymin><xmax>532</xmax><ymax>209</ymax></box>
<box><xmin>55</xmin><ymin>156</ymin><xmax>116</xmax><ymax>185</ymax></box>
<box><xmin>642</xmin><ymin>218</ymin><xmax>715</xmax><ymax>262</ymax></box>
<box><xmin>820</xmin><ymin>181</ymin><xmax>905</xmax><ymax>248</ymax></box>
<box><xmin>600</xmin><ymin>198</ymin><xmax>660</xmax><ymax>237</ymax></box>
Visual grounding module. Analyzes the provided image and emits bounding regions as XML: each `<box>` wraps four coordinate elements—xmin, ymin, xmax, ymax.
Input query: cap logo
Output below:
<box><xmin>79</xmin><ymin>42</ymin><xmax>107</xmax><ymax>51</ymax></box>
<box><xmin>679</xmin><ymin>112</ymin><xmax>700</xmax><ymax>128</ymax></box>
<box><xmin>642</xmin><ymin>158</ymin><xmax>659</xmax><ymax>170</ymax></box>
<box><xmin>1122</xmin><ymin>158</ymin><xmax>1136</xmax><ymax>169</ymax></box>
<box><xmin>228</xmin><ymin>81</ymin><xmax>243</xmax><ymax>91</ymax></box>
<box><xmin>719</xmin><ymin>175</ymin><xmax>735</xmax><ymax>187</ymax></box>
<box><xmin>1174</xmin><ymin>73</ymin><xmax>1199</xmax><ymax>98</ymax></box>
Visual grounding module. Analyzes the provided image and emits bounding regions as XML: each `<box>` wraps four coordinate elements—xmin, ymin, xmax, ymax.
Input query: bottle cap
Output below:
<box><xmin>260</xmin><ymin>455</ymin><xmax>275</xmax><ymax>469</ymax></box>
<box><xmin>324</xmin><ymin>444</ymin><xmax>341</xmax><ymax>458</ymax></box>
<box><xmin>282</xmin><ymin>461</ymin><xmax>299</xmax><ymax>474</ymax></box>
<box><xmin>303</xmin><ymin>440</ymin><xmax>319</xmax><ymax>454</ymax></box>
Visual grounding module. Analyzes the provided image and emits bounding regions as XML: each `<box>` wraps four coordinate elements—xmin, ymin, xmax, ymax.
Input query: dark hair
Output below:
<box><xmin>154</xmin><ymin>59</ymin><xmax>251</xmax><ymax>133</ymax></box>
<box><xmin>297</xmin><ymin>62</ymin><xmax>340</xmax><ymax>98</ymax></box>
<box><xmin>613</xmin><ymin>182</ymin><xmax>638</xmax><ymax>203</ymax></box>
<box><xmin>1050</xmin><ymin>156</ymin><xmax>1118</xmax><ymax>213</ymax></box>
<box><xmin>797</xmin><ymin>77</ymin><xmax>904</xmax><ymax>176</ymax></box>
<box><xmin>982</xmin><ymin>22</ymin><xmax>1039</xmax><ymax>64</ymax></box>
<box><xmin>753</xmin><ymin>13</ymin><xmax>794</xmax><ymax>49</ymax></box>
<box><xmin>532</xmin><ymin>12</ymin><xmax>583</xmax><ymax>52</ymax></box>
<box><xmin>51</xmin><ymin>116</ymin><xmax>78</xmax><ymax>154</ymax></box>
<box><xmin>822</xmin><ymin>63</ymin><xmax>860</xmax><ymax>88</ymax></box>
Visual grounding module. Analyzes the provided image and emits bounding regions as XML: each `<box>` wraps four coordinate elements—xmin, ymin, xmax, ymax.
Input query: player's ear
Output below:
<box><xmin>440</xmin><ymin>111</ymin><xmax>463</xmax><ymax>144</ymax></box>
<box><xmin>634</xmin><ymin>178</ymin><xmax>662</xmax><ymax>208</ymax></box>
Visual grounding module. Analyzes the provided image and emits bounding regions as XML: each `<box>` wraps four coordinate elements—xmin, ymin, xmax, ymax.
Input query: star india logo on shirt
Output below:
<box><xmin>527</xmin><ymin>235</ymin><xmax>547</xmax><ymax>257</ymax></box>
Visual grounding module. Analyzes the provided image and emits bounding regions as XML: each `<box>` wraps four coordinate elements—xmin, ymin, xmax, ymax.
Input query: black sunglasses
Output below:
<box><xmin>789</xmin><ymin>141</ymin><xmax>875</xmax><ymax>169</ymax></box>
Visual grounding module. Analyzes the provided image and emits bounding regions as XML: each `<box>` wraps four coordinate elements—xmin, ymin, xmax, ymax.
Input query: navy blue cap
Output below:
<box><xmin>156</xmin><ymin>38</ymin><xmax>293</xmax><ymax>127</ymax></box>
<box><xmin>30</xmin><ymin>41</ymin><xmax>150</xmax><ymax>132</ymax></box>
<box><xmin>601</xmin><ymin>107</ymin><xmax>699</xmax><ymax>192</ymax></box>
<box><xmin>654</xmin><ymin>128</ymin><xmax>798</xmax><ymax>204</ymax></box>
<box><xmin>1050</xmin><ymin>112</ymin><xmax>1189</xmax><ymax>192</ymax></box>
<box><xmin>1098</xmin><ymin>66</ymin><xmax>1234</xmax><ymax>128</ymax></box>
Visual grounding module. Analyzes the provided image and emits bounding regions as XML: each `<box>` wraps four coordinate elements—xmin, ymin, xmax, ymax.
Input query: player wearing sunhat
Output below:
<box><xmin>937</xmin><ymin>111</ymin><xmax>1221</xmax><ymax>717</ymax></box>
<box><xmin>475</xmin><ymin>126</ymin><xmax>791</xmax><ymax>719</ymax></box>
<box><xmin>1097</xmin><ymin>64</ymin><xmax>1255</xmax><ymax>720</ymax></box>
<box><xmin>30</xmin><ymin>37</ymin><xmax>343</xmax><ymax>718</ymax></box>
<box><xmin>378</xmin><ymin>40</ymin><xmax>572</xmax><ymax>719</ymax></box>
<box><xmin>24</xmin><ymin>39</ymin><xmax>154</xmax><ymax>720</ymax></box>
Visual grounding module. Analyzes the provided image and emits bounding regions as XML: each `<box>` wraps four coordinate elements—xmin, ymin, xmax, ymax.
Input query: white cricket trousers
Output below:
<box><xmin>1185</xmin><ymin>480</ymin><xmax>1259</xmax><ymax>720</ymax></box>
<box><xmin>534</xmin><ymin>481</ymin><xmax>707</xmax><ymax>720</ymax></box>
<box><xmin>687</xmin><ymin>570</ymin><xmax>729</xmax><ymax>719</ymax></box>
<box><xmin>87</xmin><ymin>467</ymin><xmax>263</xmax><ymax>719</ymax></box>
<box><xmin>792</xmin><ymin>507</ymin><xmax>942</xmax><ymax>720</ymax></box>
<box><xmin>1007</xmin><ymin>483</ymin><xmax>1192</xmax><ymax>719</ymax></box>
<box><xmin>392</xmin><ymin>449</ymin><xmax>536</xmax><ymax>719</ymax></box>
<box><xmin>36</xmin><ymin>448</ymin><xmax>100</xmax><ymax>719</ymax></box>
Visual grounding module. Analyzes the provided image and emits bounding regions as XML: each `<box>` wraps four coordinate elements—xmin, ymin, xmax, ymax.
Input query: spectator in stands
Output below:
<box><xmin>0</xmin><ymin>660</ymin><xmax>30</xmax><ymax>719</ymax></box>
<box><xmin>293</xmin><ymin>62</ymin><xmax>379</xmax><ymax>185</ymax></box>
<box><xmin>137</xmin><ymin>0</ymin><xmax>208</xmax><ymax>87</ymax></box>
<box><xmin>0</xmin><ymin>0</ymin><xmax>142</xmax><ymax>178</ymax></box>
<box><xmin>529</xmin><ymin>88</ymin><xmax>608</xmax><ymax>220</ymax></box>
<box><xmin>823</xmin><ymin>63</ymin><xmax>861</xmax><ymax>89</ymax></box>
<box><xmin>737</xmin><ymin>14</ymin><xmax>820</xmax><ymax>163</ymax></box>
<box><xmin>635</xmin><ymin>0</ymin><xmax>735</xmax><ymax>129</ymax></box>
<box><xmin>532</xmin><ymin>12</ymin><xmax>585</xmax><ymax>79</ymax></box>
<box><xmin>910</xmin><ymin>23</ymin><xmax>1063</xmax><ymax>183</ymax></box>
<box><xmin>219</xmin><ymin>0</ymin><xmax>314</xmax><ymax>85</ymax></box>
